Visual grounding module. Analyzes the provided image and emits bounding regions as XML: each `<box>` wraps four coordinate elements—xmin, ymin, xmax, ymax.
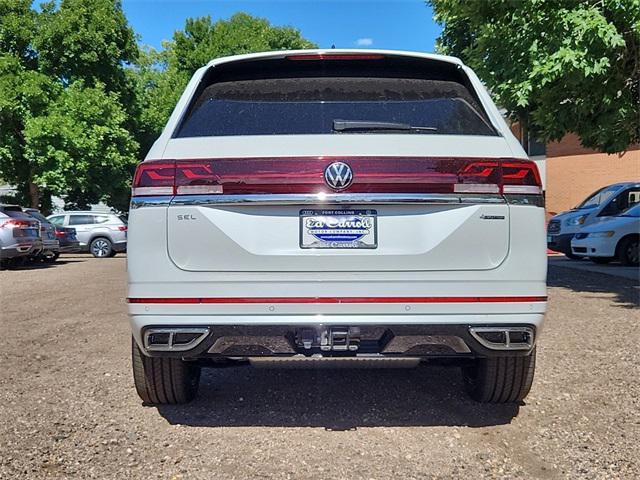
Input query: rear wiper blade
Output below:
<box><xmin>333</xmin><ymin>119</ymin><xmax>438</xmax><ymax>133</ymax></box>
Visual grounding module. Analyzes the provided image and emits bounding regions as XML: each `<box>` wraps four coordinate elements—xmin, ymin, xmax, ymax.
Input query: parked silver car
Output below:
<box><xmin>23</xmin><ymin>208</ymin><xmax>60</xmax><ymax>262</ymax></box>
<box><xmin>0</xmin><ymin>204</ymin><xmax>42</xmax><ymax>266</ymax></box>
<box><xmin>47</xmin><ymin>211</ymin><xmax>127</xmax><ymax>258</ymax></box>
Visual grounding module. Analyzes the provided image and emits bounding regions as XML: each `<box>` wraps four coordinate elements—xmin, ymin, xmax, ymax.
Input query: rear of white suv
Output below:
<box><xmin>127</xmin><ymin>50</ymin><xmax>547</xmax><ymax>404</ymax></box>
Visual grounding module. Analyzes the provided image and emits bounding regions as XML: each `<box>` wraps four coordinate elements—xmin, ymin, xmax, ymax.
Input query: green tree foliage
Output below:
<box><xmin>135</xmin><ymin>13</ymin><xmax>317</xmax><ymax>137</ymax></box>
<box><xmin>0</xmin><ymin>0</ymin><xmax>139</xmax><ymax>210</ymax></box>
<box><xmin>24</xmin><ymin>82</ymin><xmax>138</xmax><ymax>212</ymax></box>
<box><xmin>429</xmin><ymin>0</ymin><xmax>640</xmax><ymax>153</ymax></box>
<box><xmin>35</xmin><ymin>0</ymin><xmax>137</xmax><ymax>91</ymax></box>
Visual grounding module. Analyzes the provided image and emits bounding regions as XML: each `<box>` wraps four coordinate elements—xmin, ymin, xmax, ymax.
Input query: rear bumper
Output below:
<box><xmin>130</xmin><ymin>313</ymin><xmax>544</xmax><ymax>360</ymax></box>
<box><xmin>113</xmin><ymin>240</ymin><xmax>127</xmax><ymax>252</ymax></box>
<box><xmin>0</xmin><ymin>240</ymin><xmax>43</xmax><ymax>259</ymax></box>
<box><xmin>42</xmin><ymin>239</ymin><xmax>60</xmax><ymax>253</ymax></box>
<box><xmin>59</xmin><ymin>241</ymin><xmax>81</xmax><ymax>253</ymax></box>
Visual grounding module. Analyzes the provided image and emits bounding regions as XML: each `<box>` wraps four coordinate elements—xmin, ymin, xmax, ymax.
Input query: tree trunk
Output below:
<box><xmin>28</xmin><ymin>180</ymin><xmax>40</xmax><ymax>209</ymax></box>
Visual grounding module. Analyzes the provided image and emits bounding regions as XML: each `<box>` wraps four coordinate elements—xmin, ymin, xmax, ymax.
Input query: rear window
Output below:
<box><xmin>3</xmin><ymin>210</ymin><xmax>33</xmax><ymax>221</ymax></box>
<box><xmin>175</xmin><ymin>57</ymin><xmax>497</xmax><ymax>138</ymax></box>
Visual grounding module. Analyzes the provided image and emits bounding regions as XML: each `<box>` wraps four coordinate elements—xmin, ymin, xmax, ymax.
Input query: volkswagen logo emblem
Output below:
<box><xmin>324</xmin><ymin>162</ymin><xmax>353</xmax><ymax>190</ymax></box>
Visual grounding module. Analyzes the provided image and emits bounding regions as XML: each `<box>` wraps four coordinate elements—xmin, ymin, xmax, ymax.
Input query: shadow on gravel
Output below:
<box><xmin>548</xmin><ymin>264</ymin><xmax>639</xmax><ymax>308</ymax></box>
<box><xmin>0</xmin><ymin>258</ymin><xmax>86</xmax><ymax>271</ymax></box>
<box><xmin>156</xmin><ymin>365</ymin><xmax>520</xmax><ymax>429</ymax></box>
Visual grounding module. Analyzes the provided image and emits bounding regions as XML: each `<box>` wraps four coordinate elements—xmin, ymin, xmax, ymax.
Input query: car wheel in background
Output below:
<box><xmin>131</xmin><ymin>337</ymin><xmax>201</xmax><ymax>405</ymax></box>
<box><xmin>565</xmin><ymin>252</ymin><xmax>584</xmax><ymax>260</ymax></box>
<box><xmin>591</xmin><ymin>257</ymin><xmax>613</xmax><ymax>264</ymax></box>
<box><xmin>90</xmin><ymin>237</ymin><xmax>113</xmax><ymax>258</ymax></box>
<box><xmin>462</xmin><ymin>349</ymin><xmax>536</xmax><ymax>403</ymax></box>
<box><xmin>617</xmin><ymin>236</ymin><xmax>639</xmax><ymax>266</ymax></box>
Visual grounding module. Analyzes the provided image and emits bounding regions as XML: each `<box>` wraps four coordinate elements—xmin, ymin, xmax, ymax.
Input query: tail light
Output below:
<box><xmin>0</xmin><ymin>219</ymin><xmax>34</xmax><ymax>228</ymax></box>
<box><xmin>132</xmin><ymin>157</ymin><xmax>542</xmax><ymax>197</ymax></box>
<box><xmin>500</xmin><ymin>160</ymin><xmax>542</xmax><ymax>194</ymax></box>
<box><xmin>54</xmin><ymin>230</ymin><xmax>66</xmax><ymax>238</ymax></box>
<box><xmin>131</xmin><ymin>161</ymin><xmax>175</xmax><ymax>196</ymax></box>
<box><xmin>118</xmin><ymin>225</ymin><xmax>127</xmax><ymax>231</ymax></box>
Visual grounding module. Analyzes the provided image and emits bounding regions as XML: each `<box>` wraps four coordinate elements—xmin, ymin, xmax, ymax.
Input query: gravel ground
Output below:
<box><xmin>1</xmin><ymin>256</ymin><xmax>638</xmax><ymax>479</ymax></box>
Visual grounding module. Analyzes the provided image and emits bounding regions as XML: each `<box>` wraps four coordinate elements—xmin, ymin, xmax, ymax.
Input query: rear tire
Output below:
<box><xmin>462</xmin><ymin>349</ymin><xmax>536</xmax><ymax>403</ymax></box>
<box><xmin>90</xmin><ymin>237</ymin><xmax>113</xmax><ymax>258</ymax></box>
<box><xmin>617</xmin><ymin>236</ymin><xmax>639</xmax><ymax>266</ymax></box>
<box><xmin>131</xmin><ymin>337</ymin><xmax>201</xmax><ymax>405</ymax></box>
<box><xmin>565</xmin><ymin>252</ymin><xmax>583</xmax><ymax>260</ymax></box>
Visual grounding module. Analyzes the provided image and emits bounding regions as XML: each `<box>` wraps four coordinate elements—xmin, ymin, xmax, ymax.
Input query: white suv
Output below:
<box><xmin>128</xmin><ymin>50</ymin><xmax>547</xmax><ymax>405</ymax></box>
<box><xmin>48</xmin><ymin>211</ymin><xmax>127</xmax><ymax>257</ymax></box>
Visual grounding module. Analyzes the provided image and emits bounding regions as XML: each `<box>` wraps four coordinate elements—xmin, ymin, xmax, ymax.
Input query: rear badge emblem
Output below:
<box><xmin>324</xmin><ymin>162</ymin><xmax>353</xmax><ymax>190</ymax></box>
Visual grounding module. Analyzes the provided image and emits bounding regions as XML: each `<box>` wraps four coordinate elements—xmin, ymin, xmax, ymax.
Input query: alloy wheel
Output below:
<box><xmin>91</xmin><ymin>239</ymin><xmax>111</xmax><ymax>257</ymax></box>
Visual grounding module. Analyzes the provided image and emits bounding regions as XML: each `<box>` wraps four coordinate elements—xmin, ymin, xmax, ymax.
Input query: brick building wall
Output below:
<box><xmin>544</xmin><ymin>134</ymin><xmax>639</xmax><ymax>215</ymax></box>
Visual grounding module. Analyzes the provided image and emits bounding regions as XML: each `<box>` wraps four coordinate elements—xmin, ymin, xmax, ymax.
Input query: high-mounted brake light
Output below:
<box><xmin>132</xmin><ymin>157</ymin><xmax>542</xmax><ymax>197</ymax></box>
<box><xmin>286</xmin><ymin>53</ymin><xmax>385</xmax><ymax>61</ymax></box>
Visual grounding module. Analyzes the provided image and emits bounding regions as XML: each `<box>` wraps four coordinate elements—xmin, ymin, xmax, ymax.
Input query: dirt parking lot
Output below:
<box><xmin>1</xmin><ymin>256</ymin><xmax>638</xmax><ymax>479</ymax></box>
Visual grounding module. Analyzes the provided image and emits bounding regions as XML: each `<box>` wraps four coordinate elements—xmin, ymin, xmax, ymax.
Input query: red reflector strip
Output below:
<box><xmin>128</xmin><ymin>296</ymin><xmax>547</xmax><ymax>304</ymax></box>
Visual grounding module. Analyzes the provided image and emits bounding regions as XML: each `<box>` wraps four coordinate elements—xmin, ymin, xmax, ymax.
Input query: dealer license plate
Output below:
<box><xmin>300</xmin><ymin>209</ymin><xmax>377</xmax><ymax>249</ymax></box>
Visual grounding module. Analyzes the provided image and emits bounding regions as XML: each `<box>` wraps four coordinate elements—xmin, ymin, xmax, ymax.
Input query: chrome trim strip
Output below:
<box><xmin>130</xmin><ymin>196</ymin><xmax>172</xmax><ymax>209</ymax></box>
<box><xmin>166</xmin><ymin>193</ymin><xmax>505</xmax><ymax>206</ymax></box>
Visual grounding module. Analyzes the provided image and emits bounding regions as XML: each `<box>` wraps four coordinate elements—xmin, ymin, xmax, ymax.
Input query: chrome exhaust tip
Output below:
<box><xmin>143</xmin><ymin>328</ymin><xmax>209</xmax><ymax>352</ymax></box>
<box><xmin>469</xmin><ymin>326</ymin><xmax>534</xmax><ymax>351</ymax></box>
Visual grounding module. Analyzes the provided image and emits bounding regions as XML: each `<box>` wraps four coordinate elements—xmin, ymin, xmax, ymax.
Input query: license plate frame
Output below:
<box><xmin>299</xmin><ymin>209</ymin><xmax>378</xmax><ymax>249</ymax></box>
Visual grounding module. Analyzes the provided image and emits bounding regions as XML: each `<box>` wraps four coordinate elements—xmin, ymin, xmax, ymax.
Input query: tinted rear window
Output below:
<box><xmin>3</xmin><ymin>210</ymin><xmax>33</xmax><ymax>221</ymax></box>
<box><xmin>175</xmin><ymin>57</ymin><xmax>497</xmax><ymax>138</ymax></box>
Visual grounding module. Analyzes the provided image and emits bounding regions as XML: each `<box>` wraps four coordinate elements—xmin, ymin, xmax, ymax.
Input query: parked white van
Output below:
<box><xmin>547</xmin><ymin>182</ymin><xmax>640</xmax><ymax>258</ymax></box>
